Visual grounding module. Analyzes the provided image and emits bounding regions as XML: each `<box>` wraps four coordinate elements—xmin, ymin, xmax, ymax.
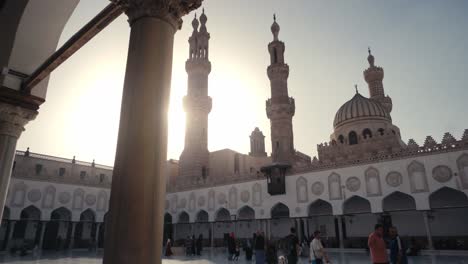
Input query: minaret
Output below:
<box><xmin>179</xmin><ymin>10</ymin><xmax>212</xmax><ymax>184</ymax></box>
<box><xmin>364</xmin><ymin>48</ymin><xmax>393</xmax><ymax>113</ymax></box>
<box><xmin>266</xmin><ymin>15</ymin><xmax>296</xmax><ymax>164</ymax></box>
<box><xmin>249</xmin><ymin>127</ymin><xmax>267</xmax><ymax>157</ymax></box>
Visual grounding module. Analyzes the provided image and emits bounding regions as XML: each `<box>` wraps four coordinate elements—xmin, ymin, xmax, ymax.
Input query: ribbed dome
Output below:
<box><xmin>333</xmin><ymin>92</ymin><xmax>391</xmax><ymax>128</ymax></box>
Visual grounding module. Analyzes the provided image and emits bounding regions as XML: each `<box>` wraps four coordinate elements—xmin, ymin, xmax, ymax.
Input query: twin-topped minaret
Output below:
<box><xmin>364</xmin><ymin>48</ymin><xmax>393</xmax><ymax>113</ymax></box>
<box><xmin>266</xmin><ymin>15</ymin><xmax>296</xmax><ymax>164</ymax></box>
<box><xmin>179</xmin><ymin>10</ymin><xmax>212</xmax><ymax>184</ymax></box>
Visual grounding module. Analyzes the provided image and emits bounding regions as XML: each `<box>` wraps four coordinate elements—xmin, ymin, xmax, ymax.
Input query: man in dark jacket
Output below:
<box><xmin>285</xmin><ymin>227</ymin><xmax>300</xmax><ymax>264</ymax></box>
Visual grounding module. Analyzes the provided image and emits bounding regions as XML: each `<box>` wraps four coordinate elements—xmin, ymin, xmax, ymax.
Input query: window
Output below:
<box><xmin>80</xmin><ymin>171</ymin><xmax>86</xmax><ymax>180</ymax></box>
<box><xmin>59</xmin><ymin>168</ymin><xmax>66</xmax><ymax>177</ymax></box>
<box><xmin>348</xmin><ymin>131</ymin><xmax>358</xmax><ymax>145</ymax></box>
<box><xmin>378</xmin><ymin>128</ymin><xmax>385</xmax><ymax>136</ymax></box>
<box><xmin>99</xmin><ymin>174</ymin><xmax>105</xmax><ymax>183</ymax></box>
<box><xmin>35</xmin><ymin>164</ymin><xmax>43</xmax><ymax>175</ymax></box>
<box><xmin>363</xmin><ymin>129</ymin><xmax>372</xmax><ymax>139</ymax></box>
<box><xmin>338</xmin><ymin>135</ymin><xmax>345</xmax><ymax>144</ymax></box>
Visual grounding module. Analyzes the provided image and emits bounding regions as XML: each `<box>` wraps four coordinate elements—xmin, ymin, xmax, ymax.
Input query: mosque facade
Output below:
<box><xmin>2</xmin><ymin>12</ymin><xmax>468</xmax><ymax>252</ymax></box>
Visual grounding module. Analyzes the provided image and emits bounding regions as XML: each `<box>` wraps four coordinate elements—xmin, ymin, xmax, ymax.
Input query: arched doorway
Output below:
<box><xmin>270</xmin><ymin>203</ymin><xmax>291</xmax><ymax>240</ymax></box>
<box><xmin>42</xmin><ymin>207</ymin><xmax>72</xmax><ymax>250</ymax></box>
<box><xmin>74</xmin><ymin>209</ymin><xmax>96</xmax><ymax>249</ymax></box>
<box><xmin>237</xmin><ymin>206</ymin><xmax>255</xmax><ymax>239</ymax></box>
<box><xmin>308</xmin><ymin>199</ymin><xmax>337</xmax><ymax>247</ymax></box>
<box><xmin>342</xmin><ymin>196</ymin><xmax>376</xmax><ymax>248</ymax></box>
<box><xmin>174</xmin><ymin>211</ymin><xmax>190</xmax><ymax>246</ymax></box>
<box><xmin>429</xmin><ymin>187</ymin><xmax>468</xmax><ymax>250</ymax></box>
<box><xmin>97</xmin><ymin>212</ymin><xmax>108</xmax><ymax>248</ymax></box>
<box><xmin>163</xmin><ymin>213</ymin><xmax>173</xmax><ymax>246</ymax></box>
<box><xmin>194</xmin><ymin>210</ymin><xmax>209</xmax><ymax>247</ymax></box>
<box><xmin>214</xmin><ymin>208</ymin><xmax>232</xmax><ymax>247</ymax></box>
<box><xmin>13</xmin><ymin>205</ymin><xmax>41</xmax><ymax>248</ymax></box>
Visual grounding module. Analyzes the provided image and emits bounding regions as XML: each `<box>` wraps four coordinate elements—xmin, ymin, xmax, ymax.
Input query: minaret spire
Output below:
<box><xmin>363</xmin><ymin>48</ymin><xmax>393</xmax><ymax>113</ymax></box>
<box><xmin>179</xmin><ymin>9</ymin><xmax>212</xmax><ymax>186</ymax></box>
<box><xmin>266</xmin><ymin>16</ymin><xmax>296</xmax><ymax>164</ymax></box>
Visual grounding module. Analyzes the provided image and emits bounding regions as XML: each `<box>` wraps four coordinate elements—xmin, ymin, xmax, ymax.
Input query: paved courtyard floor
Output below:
<box><xmin>0</xmin><ymin>251</ymin><xmax>467</xmax><ymax>264</ymax></box>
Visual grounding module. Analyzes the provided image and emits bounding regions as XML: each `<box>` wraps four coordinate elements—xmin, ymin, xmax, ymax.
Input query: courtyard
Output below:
<box><xmin>0</xmin><ymin>251</ymin><xmax>467</xmax><ymax>264</ymax></box>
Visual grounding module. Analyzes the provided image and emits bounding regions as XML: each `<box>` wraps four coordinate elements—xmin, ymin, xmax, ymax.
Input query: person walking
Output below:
<box><xmin>285</xmin><ymin>227</ymin><xmax>300</xmax><ymax>264</ymax></box>
<box><xmin>196</xmin><ymin>234</ymin><xmax>203</xmax><ymax>256</ymax></box>
<box><xmin>191</xmin><ymin>235</ymin><xmax>196</xmax><ymax>256</ymax></box>
<box><xmin>254</xmin><ymin>231</ymin><xmax>265</xmax><ymax>264</ymax></box>
<box><xmin>368</xmin><ymin>224</ymin><xmax>389</xmax><ymax>264</ymax></box>
<box><xmin>228</xmin><ymin>232</ymin><xmax>236</xmax><ymax>260</ymax></box>
<box><xmin>310</xmin><ymin>230</ymin><xmax>330</xmax><ymax>264</ymax></box>
<box><xmin>165</xmin><ymin>238</ymin><xmax>173</xmax><ymax>257</ymax></box>
<box><xmin>185</xmin><ymin>236</ymin><xmax>192</xmax><ymax>256</ymax></box>
<box><xmin>265</xmin><ymin>241</ymin><xmax>278</xmax><ymax>264</ymax></box>
<box><xmin>389</xmin><ymin>227</ymin><xmax>408</xmax><ymax>264</ymax></box>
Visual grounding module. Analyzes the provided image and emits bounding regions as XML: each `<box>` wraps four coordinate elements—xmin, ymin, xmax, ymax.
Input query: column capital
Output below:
<box><xmin>0</xmin><ymin>102</ymin><xmax>37</xmax><ymax>138</ymax></box>
<box><xmin>113</xmin><ymin>0</ymin><xmax>203</xmax><ymax>29</ymax></box>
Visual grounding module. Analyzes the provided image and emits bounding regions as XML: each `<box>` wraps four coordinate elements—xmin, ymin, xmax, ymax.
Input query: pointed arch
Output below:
<box><xmin>164</xmin><ymin>213</ymin><xmax>173</xmax><ymax>224</ymax></box>
<box><xmin>365</xmin><ymin>167</ymin><xmax>382</xmax><ymax>197</ymax></box>
<box><xmin>328</xmin><ymin>173</ymin><xmax>343</xmax><ymax>200</ymax></box>
<box><xmin>382</xmin><ymin>191</ymin><xmax>416</xmax><ymax>211</ymax></box>
<box><xmin>42</xmin><ymin>185</ymin><xmax>56</xmax><ymax>209</ymax></box>
<box><xmin>97</xmin><ymin>190</ymin><xmax>108</xmax><ymax>212</ymax></box>
<box><xmin>50</xmin><ymin>207</ymin><xmax>72</xmax><ymax>221</ymax></box>
<box><xmin>80</xmin><ymin>209</ymin><xmax>96</xmax><ymax>222</ymax></box>
<box><xmin>214</xmin><ymin>207</ymin><xmax>230</xmax><ymax>222</ymax></box>
<box><xmin>20</xmin><ymin>205</ymin><xmax>41</xmax><ymax>220</ymax></box>
<box><xmin>308</xmin><ymin>199</ymin><xmax>333</xmax><ymax>216</ymax></box>
<box><xmin>72</xmin><ymin>188</ymin><xmax>85</xmax><ymax>210</ymax></box>
<box><xmin>195</xmin><ymin>210</ymin><xmax>209</xmax><ymax>222</ymax></box>
<box><xmin>208</xmin><ymin>189</ymin><xmax>215</xmax><ymax>211</ymax></box>
<box><xmin>457</xmin><ymin>153</ymin><xmax>468</xmax><ymax>189</ymax></box>
<box><xmin>407</xmin><ymin>160</ymin><xmax>429</xmax><ymax>193</ymax></box>
<box><xmin>238</xmin><ymin>206</ymin><xmax>255</xmax><ymax>220</ymax></box>
<box><xmin>271</xmin><ymin>203</ymin><xmax>290</xmax><ymax>218</ymax></box>
<box><xmin>228</xmin><ymin>186</ymin><xmax>238</xmax><ymax>209</ymax></box>
<box><xmin>296</xmin><ymin>176</ymin><xmax>308</xmax><ymax>203</ymax></box>
<box><xmin>429</xmin><ymin>187</ymin><xmax>468</xmax><ymax>209</ymax></box>
<box><xmin>11</xmin><ymin>182</ymin><xmax>27</xmax><ymax>207</ymax></box>
<box><xmin>188</xmin><ymin>192</ymin><xmax>196</xmax><ymax>212</ymax></box>
<box><xmin>252</xmin><ymin>183</ymin><xmax>262</xmax><ymax>206</ymax></box>
<box><xmin>177</xmin><ymin>211</ymin><xmax>190</xmax><ymax>223</ymax></box>
<box><xmin>343</xmin><ymin>195</ymin><xmax>371</xmax><ymax>214</ymax></box>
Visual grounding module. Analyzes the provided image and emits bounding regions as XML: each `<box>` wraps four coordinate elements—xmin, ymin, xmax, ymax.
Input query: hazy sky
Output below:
<box><xmin>17</xmin><ymin>0</ymin><xmax>468</xmax><ymax>166</ymax></box>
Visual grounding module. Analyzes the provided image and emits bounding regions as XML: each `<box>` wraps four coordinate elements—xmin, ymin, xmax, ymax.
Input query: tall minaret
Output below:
<box><xmin>179</xmin><ymin>10</ymin><xmax>212</xmax><ymax>184</ymax></box>
<box><xmin>364</xmin><ymin>48</ymin><xmax>393</xmax><ymax>113</ymax></box>
<box><xmin>266</xmin><ymin>15</ymin><xmax>296</xmax><ymax>164</ymax></box>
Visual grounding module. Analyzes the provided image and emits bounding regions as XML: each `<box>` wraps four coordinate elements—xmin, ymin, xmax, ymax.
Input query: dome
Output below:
<box><xmin>333</xmin><ymin>92</ymin><xmax>391</xmax><ymax>128</ymax></box>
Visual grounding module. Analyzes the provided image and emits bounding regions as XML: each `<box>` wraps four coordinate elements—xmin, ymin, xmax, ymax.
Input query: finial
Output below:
<box><xmin>194</xmin><ymin>13</ymin><xmax>197</xmax><ymax>19</ymax></box>
<box><xmin>368</xmin><ymin>46</ymin><xmax>371</xmax><ymax>55</ymax></box>
<box><xmin>202</xmin><ymin>8</ymin><xmax>205</xmax><ymax>14</ymax></box>
<box><xmin>367</xmin><ymin>47</ymin><xmax>375</xmax><ymax>67</ymax></box>
<box><xmin>354</xmin><ymin>84</ymin><xmax>359</xmax><ymax>94</ymax></box>
<box><xmin>274</xmin><ymin>13</ymin><xmax>276</xmax><ymax>22</ymax></box>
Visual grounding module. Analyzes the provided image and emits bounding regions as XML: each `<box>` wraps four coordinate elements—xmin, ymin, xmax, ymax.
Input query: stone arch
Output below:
<box><xmin>271</xmin><ymin>203</ymin><xmax>290</xmax><ymax>218</ymax></box>
<box><xmin>238</xmin><ymin>206</ymin><xmax>255</xmax><ymax>220</ymax></box>
<box><xmin>457</xmin><ymin>154</ymin><xmax>468</xmax><ymax>189</ymax></box>
<box><xmin>72</xmin><ymin>188</ymin><xmax>85</xmax><ymax>210</ymax></box>
<box><xmin>407</xmin><ymin>160</ymin><xmax>429</xmax><ymax>193</ymax></box>
<box><xmin>308</xmin><ymin>199</ymin><xmax>333</xmax><ymax>216</ymax></box>
<box><xmin>296</xmin><ymin>177</ymin><xmax>308</xmax><ymax>203</ymax></box>
<box><xmin>20</xmin><ymin>205</ymin><xmax>41</xmax><ymax>220</ymax></box>
<box><xmin>328</xmin><ymin>173</ymin><xmax>343</xmax><ymax>200</ymax></box>
<box><xmin>214</xmin><ymin>208</ymin><xmax>230</xmax><ymax>222</ymax></box>
<box><xmin>382</xmin><ymin>191</ymin><xmax>416</xmax><ymax>211</ymax></box>
<box><xmin>195</xmin><ymin>210</ymin><xmax>209</xmax><ymax>222</ymax></box>
<box><xmin>252</xmin><ymin>183</ymin><xmax>262</xmax><ymax>206</ymax></box>
<box><xmin>50</xmin><ymin>207</ymin><xmax>72</xmax><ymax>221</ymax></box>
<box><xmin>11</xmin><ymin>182</ymin><xmax>27</xmax><ymax>207</ymax></box>
<box><xmin>343</xmin><ymin>196</ymin><xmax>371</xmax><ymax>214</ymax></box>
<box><xmin>96</xmin><ymin>191</ymin><xmax>108</xmax><ymax>212</ymax></box>
<box><xmin>208</xmin><ymin>189</ymin><xmax>215</xmax><ymax>211</ymax></box>
<box><xmin>164</xmin><ymin>213</ymin><xmax>173</xmax><ymax>224</ymax></box>
<box><xmin>338</xmin><ymin>135</ymin><xmax>345</xmax><ymax>144</ymax></box>
<box><xmin>42</xmin><ymin>185</ymin><xmax>56</xmax><ymax>209</ymax></box>
<box><xmin>363</xmin><ymin>128</ymin><xmax>372</xmax><ymax>139</ymax></box>
<box><xmin>228</xmin><ymin>186</ymin><xmax>238</xmax><ymax>209</ymax></box>
<box><xmin>177</xmin><ymin>211</ymin><xmax>190</xmax><ymax>223</ymax></box>
<box><xmin>348</xmin><ymin>131</ymin><xmax>358</xmax><ymax>145</ymax></box>
<box><xmin>429</xmin><ymin>187</ymin><xmax>468</xmax><ymax>209</ymax></box>
<box><xmin>80</xmin><ymin>209</ymin><xmax>96</xmax><ymax>222</ymax></box>
<box><xmin>365</xmin><ymin>167</ymin><xmax>382</xmax><ymax>197</ymax></box>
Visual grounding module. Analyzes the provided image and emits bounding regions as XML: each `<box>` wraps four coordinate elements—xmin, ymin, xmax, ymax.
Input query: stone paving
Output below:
<box><xmin>0</xmin><ymin>251</ymin><xmax>468</xmax><ymax>264</ymax></box>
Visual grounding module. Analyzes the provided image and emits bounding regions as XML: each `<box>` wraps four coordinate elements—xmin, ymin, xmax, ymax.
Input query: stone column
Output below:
<box><xmin>336</xmin><ymin>216</ymin><xmax>344</xmax><ymax>249</ymax></box>
<box><xmin>38</xmin><ymin>221</ymin><xmax>46</xmax><ymax>249</ymax></box>
<box><xmin>0</xmin><ymin>103</ymin><xmax>37</xmax><ymax>220</ymax></box>
<box><xmin>103</xmin><ymin>1</ymin><xmax>201</xmax><ymax>264</ymax></box>
<box><xmin>422</xmin><ymin>211</ymin><xmax>434</xmax><ymax>250</ymax></box>
<box><xmin>69</xmin><ymin>222</ymin><xmax>77</xmax><ymax>249</ymax></box>
<box><xmin>210</xmin><ymin>222</ymin><xmax>214</xmax><ymax>248</ymax></box>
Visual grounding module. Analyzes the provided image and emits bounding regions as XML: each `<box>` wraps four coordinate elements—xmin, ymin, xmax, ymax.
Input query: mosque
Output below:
<box><xmin>2</xmin><ymin>11</ymin><xmax>468</xmax><ymax>253</ymax></box>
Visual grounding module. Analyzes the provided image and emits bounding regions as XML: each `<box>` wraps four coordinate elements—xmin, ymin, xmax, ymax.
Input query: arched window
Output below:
<box><xmin>363</xmin><ymin>129</ymin><xmax>372</xmax><ymax>139</ymax></box>
<box><xmin>338</xmin><ymin>135</ymin><xmax>344</xmax><ymax>144</ymax></box>
<box><xmin>378</xmin><ymin>128</ymin><xmax>385</xmax><ymax>136</ymax></box>
<box><xmin>348</xmin><ymin>131</ymin><xmax>358</xmax><ymax>145</ymax></box>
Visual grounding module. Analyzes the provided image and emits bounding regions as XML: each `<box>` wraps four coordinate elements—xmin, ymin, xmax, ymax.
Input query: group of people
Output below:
<box><xmin>368</xmin><ymin>224</ymin><xmax>409</xmax><ymax>264</ymax></box>
<box><xmin>164</xmin><ymin>234</ymin><xmax>203</xmax><ymax>257</ymax></box>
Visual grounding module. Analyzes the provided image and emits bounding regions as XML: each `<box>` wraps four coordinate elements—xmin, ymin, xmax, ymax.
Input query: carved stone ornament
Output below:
<box><xmin>113</xmin><ymin>0</ymin><xmax>203</xmax><ymax>29</ymax></box>
<box><xmin>58</xmin><ymin>192</ymin><xmax>71</xmax><ymax>204</ymax></box>
<box><xmin>0</xmin><ymin>102</ymin><xmax>37</xmax><ymax>137</ymax></box>
<box><xmin>197</xmin><ymin>196</ymin><xmax>205</xmax><ymax>207</ymax></box>
<box><xmin>311</xmin><ymin>182</ymin><xmax>324</xmax><ymax>195</ymax></box>
<box><xmin>178</xmin><ymin>197</ymin><xmax>187</xmax><ymax>208</ymax></box>
<box><xmin>217</xmin><ymin>193</ymin><xmax>226</xmax><ymax>205</ymax></box>
<box><xmin>386</xmin><ymin>171</ymin><xmax>403</xmax><ymax>187</ymax></box>
<box><xmin>240</xmin><ymin>190</ymin><xmax>250</xmax><ymax>203</ymax></box>
<box><xmin>27</xmin><ymin>189</ymin><xmax>42</xmax><ymax>203</ymax></box>
<box><xmin>85</xmin><ymin>194</ymin><xmax>97</xmax><ymax>206</ymax></box>
<box><xmin>432</xmin><ymin>165</ymin><xmax>453</xmax><ymax>183</ymax></box>
<box><xmin>346</xmin><ymin>177</ymin><xmax>361</xmax><ymax>192</ymax></box>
